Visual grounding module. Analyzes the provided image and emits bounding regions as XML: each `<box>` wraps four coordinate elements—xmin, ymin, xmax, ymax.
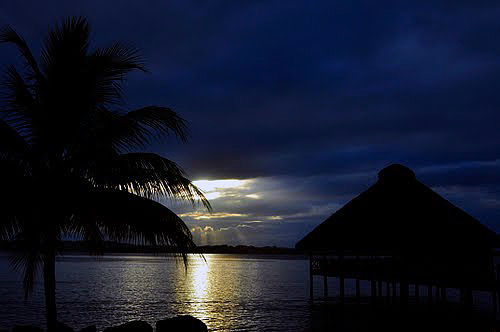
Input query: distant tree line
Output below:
<box><xmin>0</xmin><ymin>240</ymin><xmax>301</xmax><ymax>255</ymax></box>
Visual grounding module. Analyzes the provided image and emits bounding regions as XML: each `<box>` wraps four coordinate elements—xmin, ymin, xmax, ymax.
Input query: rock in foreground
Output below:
<box><xmin>79</xmin><ymin>325</ymin><xmax>96</xmax><ymax>332</ymax></box>
<box><xmin>156</xmin><ymin>315</ymin><xmax>207</xmax><ymax>332</ymax></box>
<box><xmin>56</xmin><ymin>322</ymin><xmax>74</xmax><ymax>332</ymax></box>
<box><xmin>103</xmin><ymin>321</ymin><xmax>152</xmax><ymax>332</ymax></box>
<box><xmin>12</xmin><ymin>326</ymin><xmax>43</xmax><ymax>332</ymax></box>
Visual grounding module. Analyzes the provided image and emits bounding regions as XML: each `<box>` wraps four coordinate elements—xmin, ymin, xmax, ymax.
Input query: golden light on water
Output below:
<box><xmin>185</xmin><ymin>255</ymin><xmax>212</xmax><ymax>326</ymax></box>
<box><xmin>180</xmin><ymin>255</ymin><xmax>251</xmax><ymax>331</ymax></box>
<box><xmin>191</xmin><ymin>257</ymin><xmax>209</xmax><ymax>299</ymax></box>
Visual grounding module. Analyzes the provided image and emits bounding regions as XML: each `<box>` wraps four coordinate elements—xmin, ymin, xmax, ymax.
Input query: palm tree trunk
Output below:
<box><xmin>43</xmin><ymin>252</ymin><xmax>57</xmax><ymax>332</ymax></box>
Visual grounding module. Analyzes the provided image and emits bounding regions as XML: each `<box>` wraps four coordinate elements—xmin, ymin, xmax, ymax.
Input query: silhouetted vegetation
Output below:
<box><xmin>1</xmin><ymin>241</ymin><xmax>300</xmax><ymax>255</ymax></box>
<box><xmin>0</xmin><ymin>17</ymin><xmax>209</xmax><ymax>331</ymax></box>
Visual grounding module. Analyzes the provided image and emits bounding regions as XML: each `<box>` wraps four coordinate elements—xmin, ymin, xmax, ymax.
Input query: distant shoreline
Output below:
<box><xmin>0</xmin><ymin>240</ymin><xmax>303</xmax><ymax>256</ymax></box>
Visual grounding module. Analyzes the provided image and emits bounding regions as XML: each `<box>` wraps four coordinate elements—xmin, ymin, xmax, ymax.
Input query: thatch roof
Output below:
<box><xmin>296</xmin><ymin>164</ymin><xmax>498</xmax><ymax>256</ymax></box>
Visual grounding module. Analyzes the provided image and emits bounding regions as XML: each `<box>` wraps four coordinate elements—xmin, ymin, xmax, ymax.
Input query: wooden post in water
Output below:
<box><xmin>339</xmin><ymin>254</ymin><xmax>345</xmax><ymax>301</ymax></box>
<box><xmin>415</xmin><ymin>284</ymin><xmax>419</xmax><ymax>303</ymax></box>
<box><xmin>323</xmin><ymin>256</ymin><xmax>328</xmax><ymax>299</ymax></box>
<box><xmin>492</xmin><ymin>289</ymin><xmax>497</xmax><ymax>314</ymax></box>
<box><xmin>496</xmin><ymin>264</ymin><xmax>500</xmax><ymax>312</ymax></box>
<box><xmin>378</xmin><ymin>279</ymin><xmax>383</xmax><ymax>297</ymax></box>
<box><xmin>494</xmin><ymin>264</ymin><xmax>500</xmax><ymax>312</ymax></box>
<box><xmin>400</xmin><ymin>265</ymin><xmax>409</xmax><ymax>307</ymax></box>
<box><xmin>370</xmin><ymin>256</ymin><xmax>377</xmax><ymax>302</ymax></box>
<box><xmin>386</xmin><ymin>281</ymin><xmax>391</xmax><ymax>300</ymax></box>
<box><xmin>323</xmin><ymin>275</ymin><xmax>328</xmax><ymax>299</ymax></box>
<box><xmin>441</xmin><ymin>287</ymin><xmax>447</xmax><ymax>302</ymax></box>
<box><xmin>371</xmin><ymin>279</ymin><xmax>377</xmax><ymax>301</ymax></box>
<box><xmin>355</xmin><ymin>256</ymin><xmax>361</xmax><ymax>300</ymax></box>
<box><xmin>309</xmin><ymin>254</ymin><xmax>314</xmax><ymax>301</ymax></box>
<box><xmin>490</xmin><ymin>257</ymin><xmax>497</xmax><ymax>313</ymax></box>
<box><xmin>400</xmin><ymin>279</ymin><xmax>409</xmax><ymax>306</ymax></box>
<box><xmin>464</xmin><ymin>288</ymin><xmax>473</xmax><ymax>308</ymax></box>
<box><xmin>427</xmin><ymin>283</ymin><xmax>432</xmax><ymax>304</ymax></box>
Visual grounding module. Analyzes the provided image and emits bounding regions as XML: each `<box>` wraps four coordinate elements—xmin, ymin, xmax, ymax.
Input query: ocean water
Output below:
<box><xmin>0</xmin><ymin>253</ymin><xmax>316</xmax><ymax>331</ymax></box>
<box><xmin>0</xmin><ymin>253</ymin><xmax>496</xmax><ymax>331</ymax></box>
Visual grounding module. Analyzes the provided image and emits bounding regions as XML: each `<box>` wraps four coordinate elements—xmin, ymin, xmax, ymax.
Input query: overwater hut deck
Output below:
<box><xmin>296</xmin><ymin>164</ymin><xmax>499</xmax><ymax>309</ymax></box>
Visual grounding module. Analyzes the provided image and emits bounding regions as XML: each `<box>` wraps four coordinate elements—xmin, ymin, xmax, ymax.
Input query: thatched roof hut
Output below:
<box><xmin>297</xmin><ymin>164</ymin><xmax>497</xmax><ymax>253</ymax></box>
<box><xmin>296</xmin><ymin>164</ymin><xmax>499</xmax><ymax>290</ymax></box>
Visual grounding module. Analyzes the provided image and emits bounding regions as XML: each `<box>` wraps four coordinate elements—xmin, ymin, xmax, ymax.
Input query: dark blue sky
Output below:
<box><xmin>2</xmin><ymin>1</ymin><xmax>500</xmax><ymax>247</ymax></box>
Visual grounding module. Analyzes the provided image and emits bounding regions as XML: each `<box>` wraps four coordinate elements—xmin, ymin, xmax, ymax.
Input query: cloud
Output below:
<box><xmin>2</xmin><ymin>1</ymin><xmax>500</xmax><ymax>246</ymax></box>
<box><xmin>179</xmin><ymin>212</ymin><xmax>248</xmax><ymax>220</ymax></box>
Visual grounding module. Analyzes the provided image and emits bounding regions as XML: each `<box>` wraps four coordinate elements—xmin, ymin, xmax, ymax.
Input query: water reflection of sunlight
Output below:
<box><xmin>192</xmin><ymin>256</ymin><xmax>209</xmax><ymax>299</ymax></box>
<box><xmin>187</xmin><ymin>255</ymin><xmax>212</xmax><ymax>325</ymax></box>
<box><xmin>184</xmin><ymin>255</ymin><xmax>243</xmax><ymax>331</ymax></box>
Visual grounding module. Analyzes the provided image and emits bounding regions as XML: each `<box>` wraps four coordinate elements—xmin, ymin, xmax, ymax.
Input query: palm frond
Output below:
<box><xmin>0</xmin><ymin>118</ymin><xmax>29</xmax><ymax>156</ymax></box>
<box><xmin>0</xmin><ymin>25</ymin><xmax>43</xmax><ymax>82</ymax></box>
<box><xmin>92</xmin><ymin>42</ymin><xmax>145</xmax><ymax>72</ymax></box>
<box><xmin>125</xmin><ymin>106</ymin><xmax>189</xmax><ymax>144</ymax></box>
<box><xmin>0</xmin><ymin>160</ymin><xmax>32</xmax><ymax>223</ymax></box>
<box><xmin>10</xmin><ymin>252</ymin><xmax>42</xmax><ymax>299</ymax></box>
<box><xmin>9</xmin><ymin>225</ymin><xmax>43</xmax><ymax>298</ymax></box>
<box><xmin>0</xmin><ymin>216</ymin><xmax>20</xmax><ymax>242</ymax></box>
<box><xmin>1</xmin><ymin>65</ymin><xmax>36</xmax><ymax>139</ymax></box>
<box><xmin>64</xmin><ymin>215</ymin><xmax>105</xmax><ymax>255</ymax></box>
<box><xmin>41</xmin><ymin>17</ymin><xmax>90</xmax><ymax>78</ymax></box>
<box><xmin>71</xmin><ymin>190</ymin><xmax>198</xmax><ymax>264</ymax></box>
<box><xmin>73</xmin><ymin>107</ymin><xmax>189</xmax><ymax>154</ymax></box>
<box><xmin>86</xmin><ymin>42</ymin><xmax>145</xmax><ymax>107</ymax></box>
<box><xmin>90</xmin><ymin>152</ymin><xmax>211</xmax><ymax>210</ymax></box>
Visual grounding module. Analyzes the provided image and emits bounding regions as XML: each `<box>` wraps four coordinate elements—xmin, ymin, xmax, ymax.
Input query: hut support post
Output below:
<box><xmin>309</xmin><ymin>254</ymin><xmax>313</xmax><ymax>301</ymax></box>
<box><xmin>339</xmin><ymin>276</ymin><xmax>345</xmax><ymax>300</ymax></box>
<box><xmin>415</xmin><ymin>284</ymin><xmax>419</xmax><ymax>303</ymax></box>
<box><xmin>386</xmin><ymin>281</ymin><xmax>390</xmax><ymax>301</ymax></box>
<box><xmin>464</xmin><ymin>288</ymin><xmax>473</xmax><ymax>308</ymax></box>
<box><xmin>498</xmin><ymin>290</ymin><xmax>500</xmax><ymax>315</ymax></box>
<box><xmin>492</xmin><ymin>289</ymin><xmax>497</xmax><ymax>314</ymax></box>
<box><xmin>371</xmin><ymin>279</ymin><xmax>377</xmax><ymax>300</ymax></box>
<box><xmin>493</xmin><ymin>259</ymin><xmax>500</xmax><ymax>314</ymax></box>
<box><xmin>427</xmin><ymin>283</ymin><xmax>432</xmax><ymax>304</ymax></box>
<box><xmin>322</xmin><ymin>255</ymin><xmax>328</xmax><ymax>300</ymax></box>
<box><xmin>496</xmin><ymin>264</ymin><xmax>500</xmax><ymax>313</ymax></box>
<box><xmin>323</xmin><ymin>274</ymin><xmax>328</xmax><ymax>299</ymax></box>
<box><xmin>400</xmin><ymin>276</ymin><xmax>409</xmax><ymax>306</ymax></box>
<box><xmin>339</xmin><ymin>254</ymin><xmax>345</xmax><ymax>301</ymax></box>
<box><xmin>377</xmin><ymin>280</ymin><xmax>383</xmax><ymax>297</ymax></box>
<box><xmin>355</xmin><ymin>256</ymin><xmax>361</xmax><ymax>300</ymax></box>
<box><xmin>441</xmin><ymin>287</ymin><xmax>447</xmax><ymax>302</ymax></box>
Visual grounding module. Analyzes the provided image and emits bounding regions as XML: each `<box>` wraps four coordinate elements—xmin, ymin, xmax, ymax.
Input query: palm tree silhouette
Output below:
<box><xmin>0</xmin><ymin>17</ymin><xmax>210</xmax><ymax>331</ymax></box>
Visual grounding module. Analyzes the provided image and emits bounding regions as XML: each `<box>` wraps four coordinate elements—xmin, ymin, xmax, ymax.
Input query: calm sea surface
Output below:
<box><xmin>0</xmin><ymin>253</ymin><xmax>496</xmax><ymax>331</ymax></box>
<box><xmin>0</xmin><ymin>253</ymin><xmax>317</xmax><ymax>331</ymax></box>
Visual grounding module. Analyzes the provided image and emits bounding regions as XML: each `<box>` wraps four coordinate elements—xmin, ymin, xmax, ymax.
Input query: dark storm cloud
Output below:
<box><xmin>2</xmin><ymin>1</ymin><xmax>500</xmax><ymax>246</ymax></box>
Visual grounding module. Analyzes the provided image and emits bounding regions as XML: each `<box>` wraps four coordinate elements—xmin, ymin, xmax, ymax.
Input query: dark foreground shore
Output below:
<box><xmin>4</xmin><ymin>301</ymin><xmax>498</xmax><ymax>332</ymax></box>
<box><xmin>308</xmin><ymin>299</ymin><xmax>498</xmax><ymax>332</ymax></box>
<box><xmin>4</xmin><ymin>315</ymin><xmax>208</xmax><ymax>332</ymax></box>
